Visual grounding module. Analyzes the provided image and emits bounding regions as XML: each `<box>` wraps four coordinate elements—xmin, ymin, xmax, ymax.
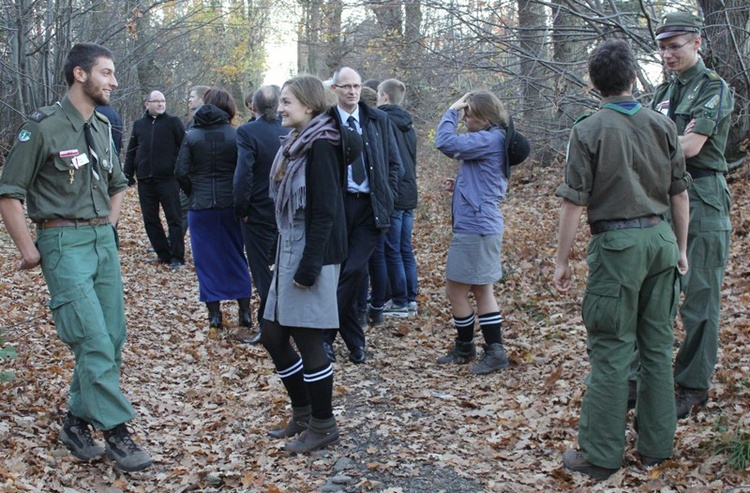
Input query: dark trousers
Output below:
<box><xmin>324</xmin><ymin>194</ymin><xmax>380</xmax><ymax>351</ymax></box>
<box><xmin>241</xmin><ymin>220</ymin><xmax>277</xmax><ymax>324</ymax></box>
<box><xmin>137</xmin><ymin>177</ymin><xmax>184</xmax><ymax>263</ymax></box>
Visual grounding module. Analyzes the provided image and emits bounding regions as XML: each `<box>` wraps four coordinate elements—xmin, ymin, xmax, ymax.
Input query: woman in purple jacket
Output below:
<box><xmin>435</xmin><ymin>91</ymin><xmax>510</xmax><ymax>375</ymax></box>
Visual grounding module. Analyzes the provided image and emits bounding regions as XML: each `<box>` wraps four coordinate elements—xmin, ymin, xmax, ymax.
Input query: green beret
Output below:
<box><xmin>655</xmin><ymin>12</ymin><xmax>702</xmax><ymax>40</ymax></box>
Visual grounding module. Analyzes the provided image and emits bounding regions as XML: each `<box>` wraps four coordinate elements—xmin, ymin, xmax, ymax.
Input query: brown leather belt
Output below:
<box><xmin>590</xmin><ymin>214</ymin><xmax>664</xmax><ymax>235</ymax></box>
<box><xmin>36</xmin><ymin>217</ymin><xmax>110</xmax><ymax>229</ymax></box>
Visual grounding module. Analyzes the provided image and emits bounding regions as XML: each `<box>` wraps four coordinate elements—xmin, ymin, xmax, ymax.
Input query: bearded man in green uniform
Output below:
<box><xmin>553</xmin><ymin>39</ymin><xmax>690</xmax><ymax>479</ymax></box>
<box><xmin>0</xmin><ymin>43</ymin><xmax>152</xmax><ymax>472</ymax></box>
<box><xmin>650</xmin><ymin>12</ymin><xmax>734</xmax><ymax>419</ymax></box>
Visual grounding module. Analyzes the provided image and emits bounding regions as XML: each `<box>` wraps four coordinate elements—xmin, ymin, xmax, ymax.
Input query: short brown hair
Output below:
<box><xmin>378</xmin><ymin>79</ymin><xmax>406</xmax><ymax>105</ymax></box>
<box><xmin>191</xmin><ymin>85</ymin><xmax>210</xmax><ymax>98</ymax></box>
<box><xmin>360</xmin><ymin>86</ymin><xmax>378</xmax><ymax>108</ymax></box>
<box><xmin>203</xmin><ymin>88</ymin><xmax>237</xmax><ymax>121</ymax></box>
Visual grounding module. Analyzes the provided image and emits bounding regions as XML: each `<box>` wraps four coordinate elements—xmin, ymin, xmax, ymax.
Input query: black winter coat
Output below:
<box><xmin>124</xmin><ymin>111</ymin><xmax>185</xmax><ymax>183</ymax></box>
<box><xmin>294</xmin><ymin>139</ymin><xmax>348</xmax><ymax>286</ymax></box>
<box><xmin>328</xmin><ymin>103</ymin><xmax>401</xmax><ymax>229</ymax></box>
<box><xmin>175</xmin><ymin>104</ymin><xmax>237</xmax><ymax>210</ymax></box>
<box><xmin>379</xmin><ymin>104</ymin><xmax>418</xmax><ymax>210</ymax></box>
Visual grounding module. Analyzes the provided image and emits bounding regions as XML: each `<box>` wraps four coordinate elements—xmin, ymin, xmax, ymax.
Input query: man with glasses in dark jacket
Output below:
<box><xmin>124</xmin><ymin>90</ymin><xmax>185</xmax><ymax>270</ymax></box>
<box><xmin>323</xmin><ymin>67</ymin><xmax>401</xmax><ymax>364</ymax></box>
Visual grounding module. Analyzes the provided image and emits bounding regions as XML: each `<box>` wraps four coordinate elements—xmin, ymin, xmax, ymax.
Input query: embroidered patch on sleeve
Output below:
<box><xmin>18</xmin><ymin>130</ymin><xmax>31</xmax><ymax>142</ymax></box>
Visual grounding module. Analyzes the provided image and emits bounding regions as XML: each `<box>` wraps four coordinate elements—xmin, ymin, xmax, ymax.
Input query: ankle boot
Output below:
<box><xmin>238</xmin><ymin>309</ymin><xmax>252</xmax><ymax>328</ymax></box>
<box><xmin>470</xmin><ymin>343</ymin><xmax>509</xmax><ymax>374</ymax></box>
<box><xmin>208</xmin><ymin>311</ymin><xmax>223</xmax><ymax>329</ymax></box>
<box><xmin>437</xmin><ymin>339</ymin><xmax>476</xmax><ymax>364</ymax></box>
<box><xmin>268</xmin><ymin>405</ymin><xmax>311</xmax><ymax>439</ymax></box>
<box><xmin>284</xmin><ymin>417</ymin><xmax>339</xmax><ymax>454</ymax></box>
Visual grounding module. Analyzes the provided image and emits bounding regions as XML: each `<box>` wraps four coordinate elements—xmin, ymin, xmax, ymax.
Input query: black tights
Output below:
<box><xmin>261</xmin><ymin>320</ymin><xmax>334</xmax><ymax>420</ymax></box>
<box><xmin>261</xmin><ymin>321</ymin><xmax>330</xmax><ymax>370</ymax></box>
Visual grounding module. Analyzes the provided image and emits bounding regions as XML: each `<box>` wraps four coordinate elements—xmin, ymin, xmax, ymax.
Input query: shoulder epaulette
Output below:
<box><xmin>706</xmin><ymin>70</ymin><xmax>720</xmax><ymax>81</ymax></box>
<box><xmin>29</xmin><ymin>107</ymin><xmax>55</xmax><ymax>123</ymax></box>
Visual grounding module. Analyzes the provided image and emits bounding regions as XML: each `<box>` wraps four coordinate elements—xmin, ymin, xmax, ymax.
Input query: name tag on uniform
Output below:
<box><xmin>59</xmin><ymin>149</ymin><xmax>80</xmax><ymax>158</ymax></box>
<box><xmin>72</xmin><ymin>153</ymin><xmax>89</xmax><ymax>169</ymax></box>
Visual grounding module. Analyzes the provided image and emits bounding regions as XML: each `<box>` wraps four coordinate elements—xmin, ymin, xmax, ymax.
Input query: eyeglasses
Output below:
<box><xmin>334</xmin><ymin>84</ymin><xmax>362</xmax><ymax>91</ymax></box>
<box><xmin>147</xmin><ymin>99</ymin><xmax>166</xmax><ymax>103</ymax></box>
<box><xmin>658</xmin><ymin>39</ymin><xmax>693</xmax><ymax>54</ymax></box>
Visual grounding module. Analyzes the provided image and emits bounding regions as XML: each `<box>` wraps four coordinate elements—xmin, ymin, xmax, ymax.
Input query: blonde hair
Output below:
<box><xmin>465</xmin><ymin>90</ymin><xmax>508</xmax><ymax>128</ymax></box>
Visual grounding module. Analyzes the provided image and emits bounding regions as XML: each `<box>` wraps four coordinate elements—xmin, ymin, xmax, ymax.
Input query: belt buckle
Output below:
<box><xmin>89</xmin><ymin>217</ymin><xmax>109</xmax><ymax>226</ymax></box>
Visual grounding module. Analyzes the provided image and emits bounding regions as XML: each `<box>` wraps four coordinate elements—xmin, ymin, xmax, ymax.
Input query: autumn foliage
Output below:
<box><xmin>0</xmin><ymin>150</ymin><xmax>749</xmax><ymax>491</ymax></box>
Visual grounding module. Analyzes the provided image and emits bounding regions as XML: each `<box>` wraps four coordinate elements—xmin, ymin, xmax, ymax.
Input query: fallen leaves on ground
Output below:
<box><xmin>1</xmin><ymin>155</ymin><xmax>749</xmax><ymax>492</ymax></box>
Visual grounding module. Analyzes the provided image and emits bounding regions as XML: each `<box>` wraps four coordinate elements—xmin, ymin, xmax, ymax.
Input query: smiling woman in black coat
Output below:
<box><xmin>175</xmin><ymin>88</ymin><xmax>253</xmax><ymax>331</ymax></box>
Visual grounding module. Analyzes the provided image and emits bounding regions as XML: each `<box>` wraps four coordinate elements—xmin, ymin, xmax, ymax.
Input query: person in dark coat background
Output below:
<box><xmin>376</xmin><ymin>79</ymin><xmax>419</xmax><ymax>317</ymax></box>
<box><xmin>176</xmin><ymin>88</ymin><xmax>253</xmax><ymax>332</ymax></box>
<box><xmin>234</xmin><ymin>85</ymin><xmax>290</xmax><ymax>344</ymax></box>
<box><xmin>124</xmin><ymin>90</ymin><xmax>185</xmax><ymax>269</ymax></box>
<box><xmin>96</xmin><ymin>104</ymin><xmax>123</xmax><ymax>157</ymax></box>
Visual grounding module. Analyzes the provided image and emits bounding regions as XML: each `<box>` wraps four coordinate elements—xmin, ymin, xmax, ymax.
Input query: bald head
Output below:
<box><xmin>145</xmin><ymin>90</ymin><xmax>166</xmax><ymax>116</ymax></box>
<box><xmin>332</xmin><ymin>67</ymin><xmax>362</xmax><ymax>113</ymax></box>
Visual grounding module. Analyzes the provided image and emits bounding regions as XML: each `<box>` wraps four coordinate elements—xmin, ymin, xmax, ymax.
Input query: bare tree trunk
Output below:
<box><xmin>325</xmin><ymin>0</ymin><xmax>344</xmax><ymax>76</ymax></box>
<box><xmin>516</xmin><ymin>0</ymin><xmax>547</xmax><ymax>118</ymax></box>
<box><xmin>698</xmin><ymin>0</ymin><xmax>750</xmax><ymax>157</ymax></box>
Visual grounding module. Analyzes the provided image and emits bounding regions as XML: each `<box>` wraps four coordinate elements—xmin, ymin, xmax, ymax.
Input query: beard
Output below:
<box><xmin>83</xmin><ymin>76</ymin><xmax>109</xmax><ymax>106</ymax></box>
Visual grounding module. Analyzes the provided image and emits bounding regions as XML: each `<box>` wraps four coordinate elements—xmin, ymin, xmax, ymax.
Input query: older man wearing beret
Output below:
<box><xmin>644</xmin><ymin>11</ymin><xmax>734</xmax><ymax>420</ymax></box>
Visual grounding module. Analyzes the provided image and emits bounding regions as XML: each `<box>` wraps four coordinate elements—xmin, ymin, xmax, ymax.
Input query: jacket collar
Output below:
<box><xmin>58</xmin><ymin>96</ymin><xmax>87</xmax><ymax>132</ymax></box>
<box><xmin>674</xmin><ymin>58</ymin><xmax>705</xmax><ymax>86</ymax></box>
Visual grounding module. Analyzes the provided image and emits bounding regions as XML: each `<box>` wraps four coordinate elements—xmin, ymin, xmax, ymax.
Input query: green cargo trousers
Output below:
<box><xmin>37</xmin><ymin>223</ymin><xmax>135</xmax><ymax>431</ymax></box>
<box><xmin>674</xmin><ymin>174</ymin><xmax>731</xmax><ymax>390</ymax></box>
<box><xmin>578</xmin><ymin>221</ymin><xmax>680</xmax><ymax>469</ymax></box>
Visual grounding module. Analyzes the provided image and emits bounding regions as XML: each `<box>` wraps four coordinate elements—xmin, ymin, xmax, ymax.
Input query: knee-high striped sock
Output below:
<box><xmin>479</xmin><ymin>312</ymin><xmax>503</xmax><ymax>345</ymax></box>
<box><xmin>276</xmin><ymin>358</ymin><xmax>310</xmax><ymax>408</ymax></box>
<box><xmin>454</xmin><ymin>313</ymin><xmax>475</xmax><ymax>342</ymax></box>
<box><xmin>303</xmin><ymin>364</ymin><xmax>334</xmax><ymax>421</ymax></box>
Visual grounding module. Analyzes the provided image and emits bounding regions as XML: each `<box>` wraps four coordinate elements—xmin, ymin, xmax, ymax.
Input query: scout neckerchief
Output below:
<box><xmin>602</xmin><ymin>102</ymin><xmax>643</xmax><ymax>115</ymax></box>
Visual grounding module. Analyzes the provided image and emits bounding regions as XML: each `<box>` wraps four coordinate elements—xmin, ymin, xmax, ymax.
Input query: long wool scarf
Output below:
<box><xmin>269</xmin><ymin>113</ymin><xmax>340</xmax><ymax>231</ymax></box>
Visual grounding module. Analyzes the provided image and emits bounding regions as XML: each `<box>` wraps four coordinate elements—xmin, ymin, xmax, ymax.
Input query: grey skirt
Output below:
<box><xmin>264</xmin><ymin>216</ymin><xmax>341</xmax><ymax>329</ymax></box>
<box><xmin>445</xmin><ymin>232</ymin><xmax>503</xmax><ymax>285</ymax></box>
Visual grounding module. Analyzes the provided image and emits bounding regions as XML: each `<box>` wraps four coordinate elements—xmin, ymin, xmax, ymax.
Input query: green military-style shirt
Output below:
<box><xmin>557</xmin><ymin>95</ymin><xmax>691</xmax><ymax>224</ymax></box>
<box><xmin>0</xmin><ymin>96</ymin><xmax>127</xmax><ymax>222</ymax></box>
<box><xmin>652</xmin><ymin>58</ymin><xmax>734</xmax><ymax>172</ymax></box>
